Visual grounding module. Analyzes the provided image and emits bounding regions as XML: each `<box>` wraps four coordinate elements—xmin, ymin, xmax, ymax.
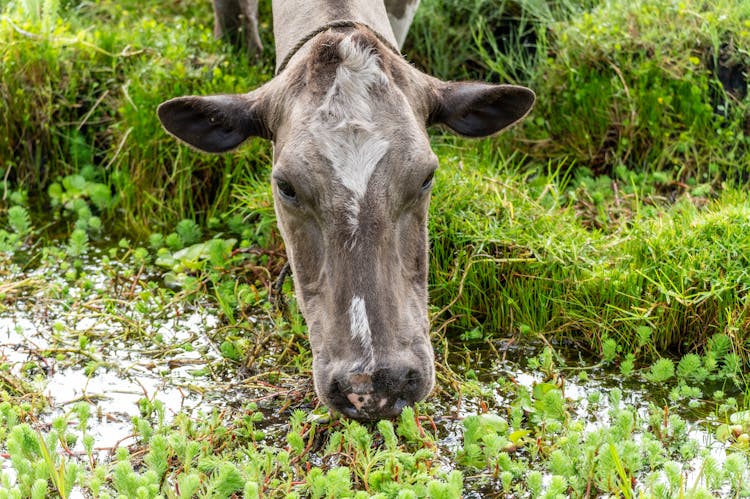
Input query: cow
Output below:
<box><xmin>157</xmin><ymin>0</ymin><xmax>534</xmax><ymax>420</ymax></box>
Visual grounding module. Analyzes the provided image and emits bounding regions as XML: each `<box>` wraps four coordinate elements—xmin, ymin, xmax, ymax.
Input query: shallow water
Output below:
<box><xmin>432</xmin><ymin>341</ymin><xmax>735</xmax><ymax>496</ymax></box>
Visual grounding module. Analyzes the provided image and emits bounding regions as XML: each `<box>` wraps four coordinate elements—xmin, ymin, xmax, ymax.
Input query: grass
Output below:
<box><xmin>409</xmin><ymin>0</ymin><xmax>750</xmax><ymax>181</ymax></box>
<box><xmin>1</xmin><ymin>0</ymin><xmax>274</xmax><ymax>230</ymax></box>
<box><xmin>428</xmin><ymin>143</ymin><xmax>750</xmax><ymax>359</ymax></box>
<box><xmin>525</xmin><ymin>0</ymin><xmax>750</xmax><ymax>179</ymax></box>
<box><xmin>1</xmin><ymin>0</ymin><xmax>750</xmax><ymax>496</ymax></box>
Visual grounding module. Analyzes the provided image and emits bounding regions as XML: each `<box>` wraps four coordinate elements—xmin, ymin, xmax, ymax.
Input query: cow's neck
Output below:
<box><xmin>272</xmin><ymin>0</ymin><xmax>398</xmax><ymax>74</ymax></box>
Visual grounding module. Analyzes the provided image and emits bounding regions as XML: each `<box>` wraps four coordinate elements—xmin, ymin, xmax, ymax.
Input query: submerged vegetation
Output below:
<box><xmin>1</xmin><ymin>0</ymin><xmax>750</xmax><ymax>496</ymax></box>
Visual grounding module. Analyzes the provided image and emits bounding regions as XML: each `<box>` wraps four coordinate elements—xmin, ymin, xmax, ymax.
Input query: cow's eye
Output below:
<box><xmin>276</xmin><ymin>179</ymin><xmax>297</xmax><ymax>200</ymax></box>
<box><xmin>421</xmin><ymin>172</ymin><xmax>434</xmax><ymax>192</ymax></box>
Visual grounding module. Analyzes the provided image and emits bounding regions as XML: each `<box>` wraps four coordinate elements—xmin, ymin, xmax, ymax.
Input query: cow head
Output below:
<box><xmin>158</xmin><ymin>29</ymin><xmax>534</xmax><ymax>419</ymax></box>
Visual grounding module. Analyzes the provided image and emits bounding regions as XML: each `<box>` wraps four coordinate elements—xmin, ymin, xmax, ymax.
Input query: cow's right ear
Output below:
<box><xmin>157</xmin><ymin>91</ymin><xmax>272</xmax><ymax>153</ymax></box>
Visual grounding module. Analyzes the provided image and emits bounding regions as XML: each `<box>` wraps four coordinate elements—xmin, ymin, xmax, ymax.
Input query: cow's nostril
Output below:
<box><xmin>403</xmin><ymin>369</ymin><xmax>420</xmax><ymax>390</ymax></box>
<box><xmin>394</xmin><ymin>399</ymin><xmax>408</xmax><ymax>412</ymax></box>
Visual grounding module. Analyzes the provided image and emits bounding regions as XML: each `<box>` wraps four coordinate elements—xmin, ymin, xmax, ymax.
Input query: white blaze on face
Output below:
<box><xmin>312</xmin><ymin>35</ymin><xmax>390</xmax><ymax>239</ymax></box>
<box><xmin>349</xmin><ymin>295</ymin><xmax>374</xmax><ymax>364</ymax></box>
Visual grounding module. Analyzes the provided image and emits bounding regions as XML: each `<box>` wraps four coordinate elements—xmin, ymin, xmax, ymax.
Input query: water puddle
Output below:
<box><xmin>430</xmin><ymin>341</ymin><xmax>743</xmax><ymax>496</ymax></box>
<box><xmin>0</xmin><ymin>246</ymin><xmax>234</xmax><ymax>458</ymax></box>
<box><xmin>0</xmin><ymin>309</ymin><xmax>219</xmax><ymax>450</ymax></box>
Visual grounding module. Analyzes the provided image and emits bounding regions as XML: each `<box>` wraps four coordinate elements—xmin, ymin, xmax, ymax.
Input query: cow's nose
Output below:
<box><xmin>329</xmin><ymin>368</ymin><xmax>420</xmax><ymax>420</ymax></box>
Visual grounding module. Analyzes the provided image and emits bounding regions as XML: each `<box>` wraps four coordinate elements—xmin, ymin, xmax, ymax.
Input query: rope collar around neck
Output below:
<box><xmin>275</xmin><ymin>19</ymin><xmax>401</xmax><ymax>75</ymax></box>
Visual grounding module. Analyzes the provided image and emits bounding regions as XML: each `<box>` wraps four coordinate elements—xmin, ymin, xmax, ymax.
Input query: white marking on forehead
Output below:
<box><xmin>349</xmin><ymin>296</ymin><xmax>374</xmax><ymax>365</ymax></box>
<box><xmin>312</xmin><ymin>35</ymin><xmax>390</xmax><ymax>240</ymax></box>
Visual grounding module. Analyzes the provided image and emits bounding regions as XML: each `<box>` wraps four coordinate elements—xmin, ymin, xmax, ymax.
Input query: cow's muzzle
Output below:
<box><xmin>326</xmin><ymin>366</ymin><xmax>427</xmax><ymax>420</ymax></box>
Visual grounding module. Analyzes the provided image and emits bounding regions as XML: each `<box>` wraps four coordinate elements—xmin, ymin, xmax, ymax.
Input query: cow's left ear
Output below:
<box><xmin>429</xmin><ymin>81</ymin><xmax>535</xmax><ymax>137</ymax></box>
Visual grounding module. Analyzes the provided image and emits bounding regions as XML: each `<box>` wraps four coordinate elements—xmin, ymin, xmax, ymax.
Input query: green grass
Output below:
<box><xmin>4</xmin><ymin>0</ymin><xmax>747</xmax><ymax>359</ymax></box>
<box><xmin>0</xmin><ymin>0</ymin><xmax>747</xmax><ymax>388</ymax></box>
<box><xmin>409</xmin><ymin>0</ymin><xmax>750</xmax><ymax>181</ymax></box>
<box><xmin>523</xmin><ymin>0</ymin><xmax>750</xmax><ymax>179</ymax></box>
<box><xmin>0</xmin><ymin>0</ymin><xmax>274</xmax><ymax>231</ymax></box>
<box><xmin>428</xmin><ymin>142</ymin><xmax>750</xmax><ymax>362</ymax></box>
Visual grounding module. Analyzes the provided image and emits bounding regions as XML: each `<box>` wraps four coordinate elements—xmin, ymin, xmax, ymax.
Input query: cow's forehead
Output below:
<box><xmin>272</xmin><ymin>30</ymin><xmax>436</xmax><ymax>249</ymax></box>
<box><xmin>310</xmin><ymin>34</ymin><xmax>391</xmax><ymax>204</ymax></box>
<box><xmin>274</xmin><ymin>30</ymin><xmax>435</xmax><ymax>178</ymax></box>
